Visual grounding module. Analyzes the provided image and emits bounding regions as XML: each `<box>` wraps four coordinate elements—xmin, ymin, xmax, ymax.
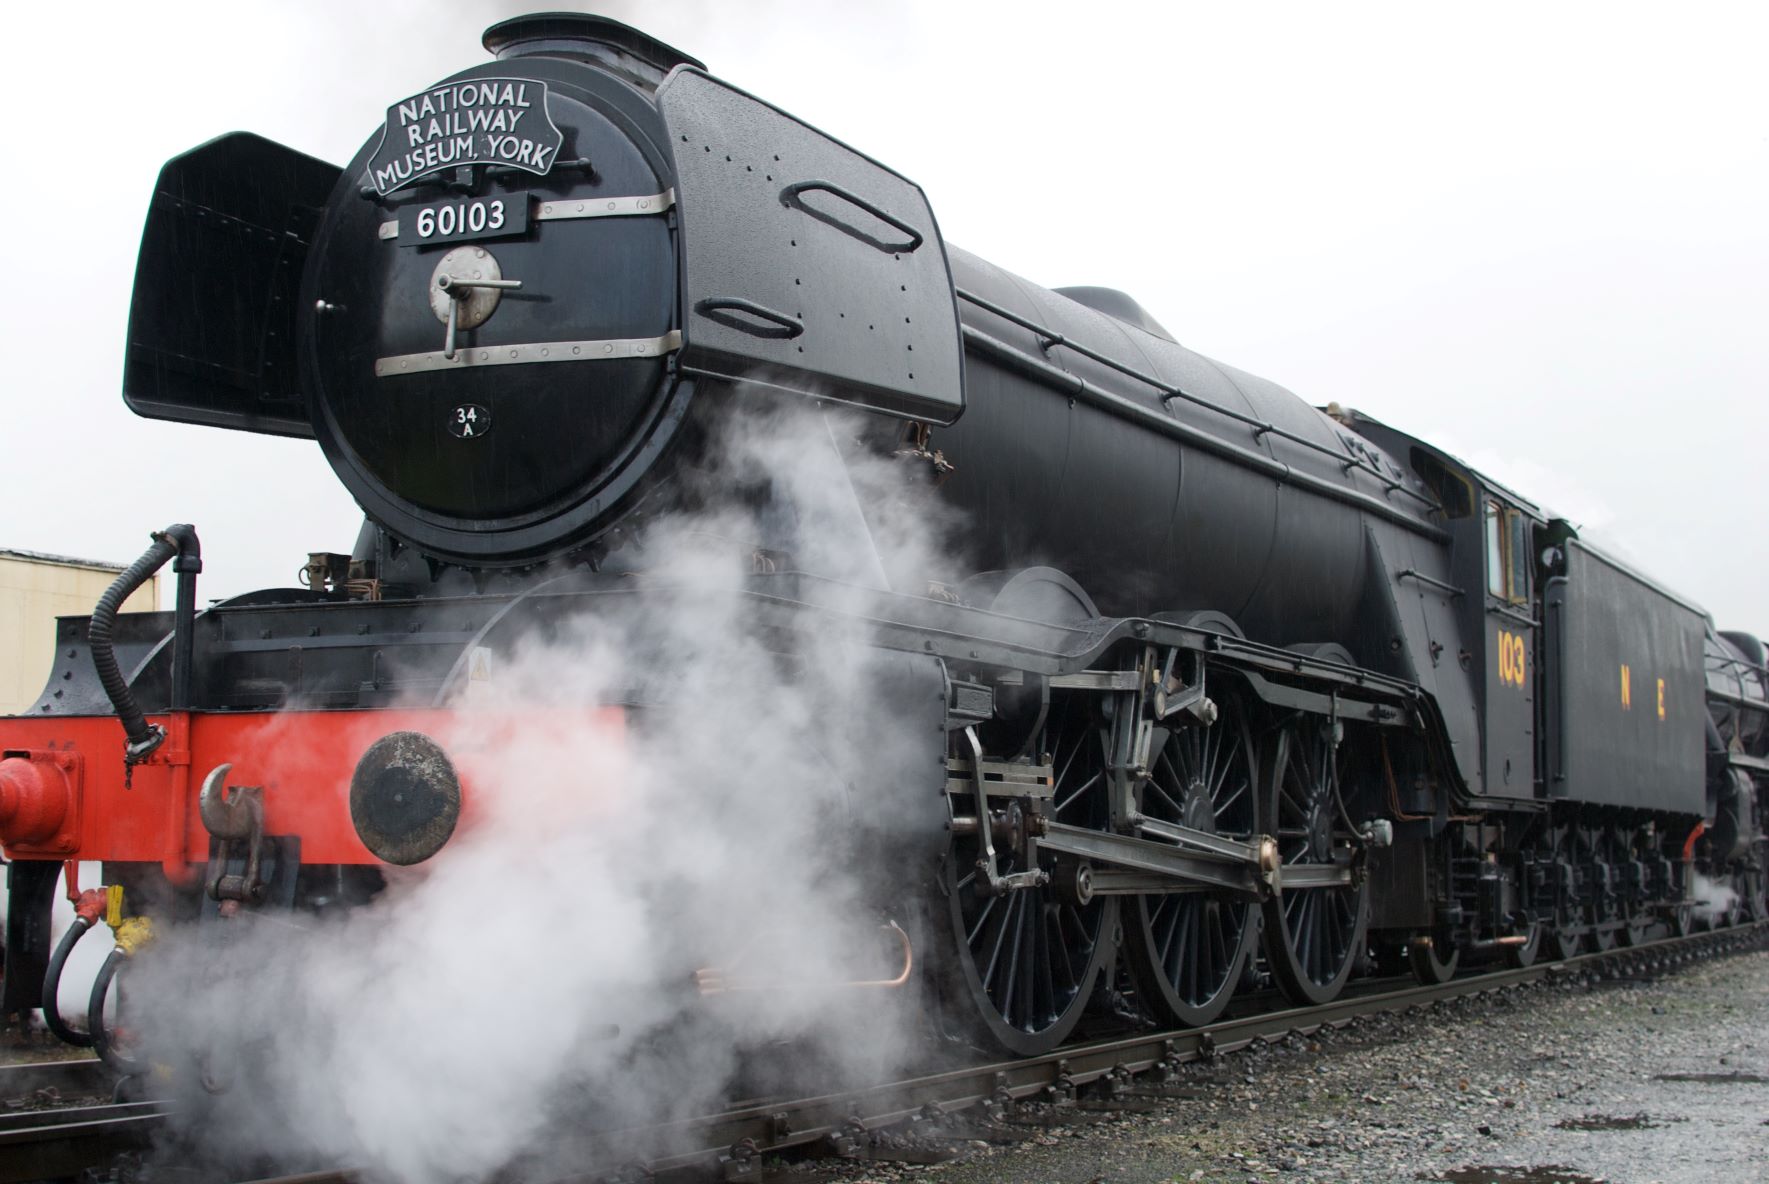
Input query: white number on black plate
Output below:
<box><xmin>404</xmin><ymin>198</ymin><xmax>529</xmax><ymax>247</ymax></box>
<box><xmin>448</xmin><ymin>404</ymin><xmax>491</xmax><ymax>439</ymax></box>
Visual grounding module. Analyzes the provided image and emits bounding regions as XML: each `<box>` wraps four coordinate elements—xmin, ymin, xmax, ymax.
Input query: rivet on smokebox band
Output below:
<box><xmin>349</xmin><ymin>731</ymin><xmax>461</xmax><ymax>865</ymax></box>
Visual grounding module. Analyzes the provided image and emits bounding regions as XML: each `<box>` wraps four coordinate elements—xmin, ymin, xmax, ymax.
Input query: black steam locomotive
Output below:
<box><xmin>2</xmin><ymin>13</ymin><xmax>1765</xmax><ymax>1061</ymax></box>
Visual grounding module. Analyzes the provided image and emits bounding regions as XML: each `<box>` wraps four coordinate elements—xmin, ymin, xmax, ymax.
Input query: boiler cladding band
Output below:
<box><xmin>375</xmin><ymin>330</ymin><xmax>683</xmax><ymax>376</ymax></box>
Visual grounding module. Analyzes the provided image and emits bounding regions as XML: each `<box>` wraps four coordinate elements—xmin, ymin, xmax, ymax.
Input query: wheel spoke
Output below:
<box><xmin>997</xmin><ymin>894</ymin><xmax>1026</xmax><ymax>1016</ymax></box>
<box><xmin>1214</xmin><ymin>781</ymin><xmax>1248</xmax><ymax>826</ymax></box>
<box><xmin>1200</xmin><ymin>722</ymin><xmax>1223</xmax><ymax>789</ymax></box>
<box><xmin>1057</xmin><ymin>906</ymin><xmax>1088</xmax><ymax>989</ymax></box>
<box><xmin>965</xmin><ymin>892</ymin><xmax>997</xmax><ymax>946</ymax></box>
<box><xmin>1153</xmin><ymin>746</ymin><xmax>1181</xmax><ymax>790</ymax></box>
<box><xmin>1207</xmin><ymin>744</ymin><xmax>1238</xmax><ymax>805</ymax></box>
<box><xmin>1145</xmin><ymin>779</ymin><xmax>1186</xmax><ymax>821</ymax></box>
<box><xmin>1052</xmin><ymin>719</ymin><xmax>1083</xmax><ymax>789</ymax></box>
<box><xmin>1171</xmin><ymin>899</ymin><xmax>1195</xmax><ymax>989</ymax></box>
<box><xmin>1294</xmin><ymin>891</ymin><xmax>1316</xmax><ymax>973</ymax></box>
<box><xmin>981</xmin><ymin>891</ymin><xmax>1017</xmax><ymax>990</ymax></box>
<box><xmin>1026</xmin><ymin>901</ymin><xmax>1049</xmax><ymax>1026</ymax></box>
<box><xmin>1053</xmin><ymin>768</ymin><xmax>1102</xmax><ymax>817</ymax></box>
<box><xmin>1280</xmin><ymin>775</ymin><xmax>1310</xmax><ymax>817</ymax></box>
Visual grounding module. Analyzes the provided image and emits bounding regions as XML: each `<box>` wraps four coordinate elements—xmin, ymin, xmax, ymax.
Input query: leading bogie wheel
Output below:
<box><xmin>1260</xmin><ymin>717</ymin><xmax>1370</xmax><ymax>1007</ymax></box>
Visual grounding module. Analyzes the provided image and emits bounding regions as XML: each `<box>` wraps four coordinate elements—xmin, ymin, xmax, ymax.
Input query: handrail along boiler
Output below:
<box><xmin>1</xmin><ymin>13</ymin><xmax>1765</xmax><ymax>1059</ymax></box>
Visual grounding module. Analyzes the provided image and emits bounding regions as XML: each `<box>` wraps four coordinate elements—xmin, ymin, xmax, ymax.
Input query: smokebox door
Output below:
<box><xmin>659</xmin><ymin>68</ymin><xmax>964</xmax><ymax>423</ymax></box>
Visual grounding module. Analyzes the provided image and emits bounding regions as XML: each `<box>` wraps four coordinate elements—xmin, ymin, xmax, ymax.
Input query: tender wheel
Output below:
<box><xmin>1260</xmin><ymin>718</ymin><xmax>1369</xmax><ymax>1006</ymax></box>
<box><xmin>1123</xmin><ymin>690</ymin><xmax>1260</xmax><ymax>1026</ymax></box>
<box><xmin>1738</xmin><ymin>863</ymin><xmax>1768</xmax><ymax>923</ymax></box>
<box><xmin>1544</xmin><ymin>826</ymin><xmax>1584</xmax><ymax>960</ymax></box>
<box><xmin>1408</xmin><ymin>926</ymin><xmax>1460</xmax><ymax>985</ymax></box>
<box><xmin>943</xmin><ymin>695</ymin><xmax>1117</xmax><ymax>1055</ymax></box>
<box><xmin>1579</xmin><ymin>826</ymin><xmax>1619</xmax><ymax>953</ymax></box>
<box><xmin>1611</xmin><ymin>828</ymin><xmax>1651</xmax><ymax>947</ymax></box>
<box><xmin>1665</xmin><ymin>841</ymin><xmax>1694</xmax><ymax>936</ymax></box>
<box><xmin>1503</xmin><ymin>921</ymin><xmax>1542</xmax><ymax>969</ymax></box>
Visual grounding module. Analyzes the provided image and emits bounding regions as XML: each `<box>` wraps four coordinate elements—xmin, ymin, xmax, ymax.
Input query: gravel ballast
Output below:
<box><xmin>808</xmin><ymin>945</ymin><xmax>1769</xmax><ymax>1184</ymax></box>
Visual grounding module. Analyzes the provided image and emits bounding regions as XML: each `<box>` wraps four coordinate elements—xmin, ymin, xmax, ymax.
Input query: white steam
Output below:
<box><xmin>128</xmin><ymin>400</ymin><xmax>964</xmax><ymax>1181</ymax></box>
<box><xmin>1691</xmin><ymin>871</ymin><xmax>1738</xmax><ymax>927</ymax></box>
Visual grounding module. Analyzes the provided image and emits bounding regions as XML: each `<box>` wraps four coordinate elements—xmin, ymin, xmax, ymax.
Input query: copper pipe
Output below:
<box><xmin>695</xmin><ymin>922</ymin><xmax>913</xmax><ymax>995</ymax></box>
<box><xmin>1682</xmin><ymin>820</ymin><xmax>1707</xmax><ymax>862</ymax></box>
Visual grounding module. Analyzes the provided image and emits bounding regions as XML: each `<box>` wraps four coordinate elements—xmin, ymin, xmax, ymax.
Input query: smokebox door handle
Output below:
<box><xmin>780</xmin><ymin>180</ymin><xmax>925</xmax><ymax>254</ymax></box>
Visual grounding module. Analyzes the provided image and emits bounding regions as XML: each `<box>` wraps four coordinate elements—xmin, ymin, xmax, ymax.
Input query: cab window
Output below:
<box><xmin>1485</xmin><ymin>501</ymin><xmax>1506</xmax><ymax>598</ymax></box>
<box><xmin>1484</xmin><ymin>499</ymin><xmax>1531</xmax><ymax>606</ymax></box>
<box><xmin>1507</xmin><ymin>510</ymin><xmax>1530</xmax><ymax>603</ymax></box>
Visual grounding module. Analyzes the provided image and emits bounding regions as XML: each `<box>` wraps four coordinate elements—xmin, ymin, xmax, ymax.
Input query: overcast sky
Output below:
<box><xmin>4</xmin><ymin>1</ymin><xmax>1765</xmax><ymax>630</ymax></box>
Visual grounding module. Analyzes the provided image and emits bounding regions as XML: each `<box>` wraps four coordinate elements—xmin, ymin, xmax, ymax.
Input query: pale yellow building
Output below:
<box><xmin>1</xmin><ymin>550</ymin><xmax>160</xmax><ymax>715</ymax></box>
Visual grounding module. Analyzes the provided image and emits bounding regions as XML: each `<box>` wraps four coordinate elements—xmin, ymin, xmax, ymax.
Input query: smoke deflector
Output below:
<box><xmin>660</xmin><ymin>69</ymin><xmax>966</xmax><ymax>424</ymax></box>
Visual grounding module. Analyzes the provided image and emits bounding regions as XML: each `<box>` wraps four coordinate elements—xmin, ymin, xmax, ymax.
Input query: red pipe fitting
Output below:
<box><xmin>0</xmin><ymin>753</ymin><xmax>74</xmax><ymax>847</ymax></box>
<box><xmin>72</xmin><ymin>888</ymin><xmax>108</xmax><ymax>924</ymax></box>
<box><xmin>1683</xmin><ymin>820</ymin><xmax>1707</xmax><ymax>862</ymax></box>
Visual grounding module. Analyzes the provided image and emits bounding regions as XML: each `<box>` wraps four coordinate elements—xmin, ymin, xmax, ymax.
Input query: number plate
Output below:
<box><xmin>398</xmin><ymin>196</ymin><xmax>529</xmax><ymax>247</ymax></box>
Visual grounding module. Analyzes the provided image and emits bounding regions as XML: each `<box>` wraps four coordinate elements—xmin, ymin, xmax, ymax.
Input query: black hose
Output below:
<box><xmin>41</xmin><ymin>917</ymin><xmax>95</xmax><ymax>1047</ymax></box>
<box><xmin>90</xmin><ymin>530</ymin><xmax>188</xmax><ymax>757</ymax></box>
<box><xmin>88</xmin><ymin>948</ymin><xmax>139</xmax><ymax>1075</ymax></box>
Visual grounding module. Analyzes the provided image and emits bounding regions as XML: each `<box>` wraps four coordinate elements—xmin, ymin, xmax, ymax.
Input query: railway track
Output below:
<box><xmin>4</xmin><ymin>922</ymin><xmax>1762</xmax><ymax>1184</ymax></box>
<box><xmin>0</xmin><ymin>1056</ymin><xmax>164</xmax><ymax>1184</ymax></box>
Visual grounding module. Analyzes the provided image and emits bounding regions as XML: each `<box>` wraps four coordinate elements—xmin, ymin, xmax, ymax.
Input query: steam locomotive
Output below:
<box><xmin>2</xmin><ymin>12</ymin><xmax>1765</xmax><ymax>1064</ymax></box>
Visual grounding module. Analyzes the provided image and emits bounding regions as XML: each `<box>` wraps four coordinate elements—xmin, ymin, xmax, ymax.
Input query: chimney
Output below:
<box><xmin>482</xmin><ymin>12</ymin><xmax>704</xmax><ymax>92</ymax></box>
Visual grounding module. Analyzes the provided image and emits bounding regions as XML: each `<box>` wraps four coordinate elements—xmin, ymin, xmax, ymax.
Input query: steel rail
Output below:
<box><xmin>7</xmin><ymin>924</ymin><xmax>1762</xmax><ymax>1184</ymax></box>
<box><xmin>0</xmin><ymin>1058</ymin><xmax>112</xmax><ymax>1101</ymax></box>
<box><xmin>0</xmin><ymin>1100</ymin><xmax>170</xmax><ymax>1184</ymax></box>
<box><xmin>599</xmin><ymin>923</ymin><xmax>1765</xmax><ymax>1180</ymax></box>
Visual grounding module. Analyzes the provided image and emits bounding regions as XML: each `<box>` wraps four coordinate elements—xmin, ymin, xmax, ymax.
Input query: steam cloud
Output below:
<box><xmin>1691</xmin><ymin>871</ymin><xmax>1739</xmax><ymax>928</ymax></box>
<box><xmin>126</xmin><ymin>399</ymin><xmax>964</xmax><ymax>1181</ymax></box>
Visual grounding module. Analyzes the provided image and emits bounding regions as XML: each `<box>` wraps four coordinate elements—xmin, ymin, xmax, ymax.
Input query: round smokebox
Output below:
<box><xmin>349</xmin><ymin>731</ymin><xmax>461</xmax><ymax>866</ymax></box>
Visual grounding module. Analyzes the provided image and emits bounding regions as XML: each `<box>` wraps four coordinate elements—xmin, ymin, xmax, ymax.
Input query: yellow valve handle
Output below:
<box><xmin>114</xmin><ymin>916</ymin><xmax>156</xmax><ymax>957</ymax></box>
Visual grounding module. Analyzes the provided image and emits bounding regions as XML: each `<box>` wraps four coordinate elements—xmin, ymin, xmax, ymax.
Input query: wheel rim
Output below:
<box><xmin>1668</xmin><ymin>849</ymin><xmax>1694</xmax><ymax>936</ymax></box>
<box><xmin>1545</xmin><ymin>827</ymin><xmax>1583</xmax><ymax>961</ymax></box>
<box><xmin>1124</xmin><ymin>693</ymin><xmax>1259</xmax><ymax>1026</ymax></box>
<box><xmin>1408</xmin><ymin>927</ymin><xmax>1459</xmax><ymax>985</ymax></box>
<box><xmin>1504</xmin><ymin>921</ymin><xmax>1541</xmax><ymax>969</ymax></box>
<box><xmin>1580</xmin><ymin>827</ymin><xmax>1618</xmax><ymax>953</ymax></box>
<box><xmin>1732</xmin><ymin>866</ymin><xmax>1766</xmax><ymax>925</ymax></box>
<box><xmin>945</xmin><ymin>696</ymin><xmax>1115</xmax><ymax>1055</ymax></box>
<box><xmin>1611</xmin><ymin>829</ymin><xmax>1650</xmax><ymax>947</ymax></box>
<box><xmin>1748</xmin><ymin>861</ymin><xmax>1767</xmax><ymax>922</ymax></box>
<box><xmin>1261</xmin><ymin>720</ymin><xmax>1368</xmax><ymax>1006</ymax></box>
